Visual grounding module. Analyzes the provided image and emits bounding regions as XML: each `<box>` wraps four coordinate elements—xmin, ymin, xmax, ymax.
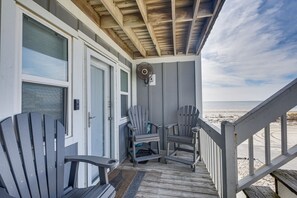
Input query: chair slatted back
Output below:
<box><xmin>128</xmin><ymin>105</ymin><xmax>149</xmax><ymax>135</ymax></box>
<box><xmin>0</xmin><ymin>113</ymin><xmax>65</xmax><ymax>198</ymax></box>
<box><xmin>177</xmin><ymin>105</ymin><xmax>199</xmax><ymax>137</ymax></box>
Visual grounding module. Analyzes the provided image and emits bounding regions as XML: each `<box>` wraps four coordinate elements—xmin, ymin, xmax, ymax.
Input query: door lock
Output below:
<box><xmin>88</xmin><ymin>112</ymin><xmax>96</xmax><ymax>127</ymax></box>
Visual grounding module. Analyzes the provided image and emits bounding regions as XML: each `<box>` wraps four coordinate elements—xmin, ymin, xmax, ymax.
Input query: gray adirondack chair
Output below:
<box><xmin>0</xmin><ymin>112</ymin><xmax>118</xmax><ymax>198</ymax></box>
<box><xmin>165</xmin><ymin>105</ymin><xmax>201</xmax><ymax>171</ymax></box>
<box><xmin>127</xmin><ymin>105</ymin><xmax>162</xmax><ymax>166</ymax></box>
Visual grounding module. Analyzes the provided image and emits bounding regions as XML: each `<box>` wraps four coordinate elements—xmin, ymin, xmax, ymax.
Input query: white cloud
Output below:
<box><xmin>202</xmin><ymin>0</ymin><xmax>297</xmax><ymax>101</ymax></box>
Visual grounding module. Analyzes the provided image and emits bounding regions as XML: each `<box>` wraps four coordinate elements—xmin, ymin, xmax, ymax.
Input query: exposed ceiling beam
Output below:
<box><xmin>171</xmin><ymin>0</ymin><xmax>176</xmax><ymax>56</ymax></box>
<box><xmin>101</xmin><ymin>0</ymin><xmax>147</xmax><ymax>57</ymax></box>
<box><xmin>148</xmin><ymin>2</ymin><xmax>213</xmax><ymax>25</ymax></box>
<box><xmin>72</xmin><ymin>0</ymin><xmax>101</xmax><ymax>26</ymax></box>
<box><xmin>136</xmin><ymin>0</ymin><xmax>161</xmax><ymax>56</ymax></box>
<box><xmin>186</xmin><ymin>0</ymin><xmax>201</xmax><ymax>55</ymax></box>
<box><xmin>196</xmin><ymin>0</ymin><xmax>222</xmax><ymax>55</ymax></box>
<box><xmin>101</xmin><ymin>14</ymin><xmax>146</xmax><ymax>29</ymax></box>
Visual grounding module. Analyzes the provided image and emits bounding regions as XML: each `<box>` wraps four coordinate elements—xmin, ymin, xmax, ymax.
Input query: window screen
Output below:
<box><xmin>121</xmin><ymin>95</ymin><xmax>128</xmax><ymax>118</ymax></box>
<box><xmin>22</xmin><ymin>82</ymin><xmax>66</xmax><ymax>124</ymax></box>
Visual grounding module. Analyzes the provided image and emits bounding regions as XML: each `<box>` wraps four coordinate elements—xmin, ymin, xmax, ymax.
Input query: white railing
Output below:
<box><xmin>199</xmin><ymin>118</ymin><xmax>224</xmax><ymax>197</ymax></box>
<box><xmin>200</xmin><ymin>78</ymin><xmax>297</xmax><ymax>198</ymax></box>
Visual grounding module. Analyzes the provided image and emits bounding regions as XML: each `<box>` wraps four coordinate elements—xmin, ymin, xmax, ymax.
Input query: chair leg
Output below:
<box><xmin>174</xmin><ymin>143</ymin><xmax>178</xmax><ymax>156</ymax></box>
<box><xmin>157</xmin><ymin>140</ymin><xmax>161</xmax><ymax>162</ymax></box>
<box><xmin>132</xmin><ymin>143</ymin><xmax>137</xmax><ymax>167</ymax></box>
<box><xmin>193</xmin><ymin>144</ymin><xmax>197</xmax><ymax>162</ymax></box>
<box><xmin>165</xmin><ymin>141</ymin><xmax>170</xmax><ymax>164</ymax></box>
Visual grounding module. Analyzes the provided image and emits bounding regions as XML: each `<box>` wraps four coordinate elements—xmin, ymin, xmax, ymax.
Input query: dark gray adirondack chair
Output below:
<box><xmin>0</xmin><ymin>112</ymin><xmax>118</xmax><ymax>198</ymax></box>
<box><xmin>127</xmin><ymin>105</ymin><xmax>162</xmax><ymax>166</ymax></box>
<box><xmin>165</xmin><ymin>105</ymin><xmax>200</xmax><ymax>171</ymax></box>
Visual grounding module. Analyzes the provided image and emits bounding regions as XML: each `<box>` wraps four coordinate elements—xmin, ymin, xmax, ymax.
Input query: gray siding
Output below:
<box><xmin>137</xmin><ymin>61</ymin><xmax>197</xmax><ymax>149</ymax></box>
<box><xmin>119</xmin><ymin>123</ymin><xmax>128</xmax><ymax>163</ymax></box>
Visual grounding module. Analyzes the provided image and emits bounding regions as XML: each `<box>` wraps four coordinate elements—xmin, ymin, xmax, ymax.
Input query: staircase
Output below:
<box><xmin>224</xmin><ymin>78</ymin><xmax>297</xmax><ymax>197</ymax></box>
<box><xmin>238</xmin><ymin>78</ymin><xmax>297</xmax><ymax>197</ymax></box>
<box><xmin>199</xmin><ymin>78</ymin><xmax>297</xmax><ymax>198</ymax></box>
<box><xmin>243</xmin><ymin>169</ymin><xmax>297</xmax><ymax>198</ymax></box>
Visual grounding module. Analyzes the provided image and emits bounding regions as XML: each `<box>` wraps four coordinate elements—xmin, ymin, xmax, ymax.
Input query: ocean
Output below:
<box><xmin>203</xmin><ymin>101</ymin><xmax>297</xmax><ymax>112</ymax></box>
<box><xmin>203</xmin><ymin>101</ymin><xmax>262</xmax><ymax>111</ymax></box>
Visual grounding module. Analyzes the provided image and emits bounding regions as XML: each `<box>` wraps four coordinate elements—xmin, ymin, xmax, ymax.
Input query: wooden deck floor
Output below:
<box><xmin>118</xmin><ymin>154</ymin><xmax>219</xmax><ymax>198</ymax></box>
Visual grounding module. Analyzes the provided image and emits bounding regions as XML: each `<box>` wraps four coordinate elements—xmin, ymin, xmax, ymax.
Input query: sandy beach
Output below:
<box><xmin>204</xmin><ymin>110</ymin><xmax>297</xmax><ymax>191</ymax></box>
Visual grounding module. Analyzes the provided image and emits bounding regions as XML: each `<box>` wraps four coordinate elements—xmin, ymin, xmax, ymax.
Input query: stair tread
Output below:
<box><xmin>243</xmin><ymin>185</ymin><xmax>280</xmax><ymax>198</ymax></box>
<box><xmin>271</xmin><ymin>169</ymin><xmax>297</xmax><ymax>193</ymax></box>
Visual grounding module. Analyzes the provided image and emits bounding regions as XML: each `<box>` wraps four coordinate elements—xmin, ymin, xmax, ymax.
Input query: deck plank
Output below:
<box><xmin>120</xmin><ymin>158</ymin><xmax>219</xmax><ymax>198</ymax></box>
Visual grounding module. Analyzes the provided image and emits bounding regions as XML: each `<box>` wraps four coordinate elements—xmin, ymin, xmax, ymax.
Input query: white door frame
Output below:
<box><xmin>85</xmin><ymin>47</ymin><xmax>117</xmax><ymax>185</ymax></box>
<box><xmin>87</xmin><ymin>57</ymin><xmax>110</xmax><ymax>158</ymax></box>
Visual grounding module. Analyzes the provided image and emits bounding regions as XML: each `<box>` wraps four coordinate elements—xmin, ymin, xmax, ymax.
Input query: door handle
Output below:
<box><xmin>88</xmin><ymin>112</ymin><xmax>96</xmax><ymax>127</ymax></box>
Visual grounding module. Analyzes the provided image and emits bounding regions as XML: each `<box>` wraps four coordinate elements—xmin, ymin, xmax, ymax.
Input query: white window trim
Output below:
<box><xmin>118</xmin><ymin>63</ymin><xmax>131</xmax><ymax>125</ymax></box>
<box><xmin>17</xmin><ymin>8</ymin><xmax>73</xmax><ymax>141</ymax></box>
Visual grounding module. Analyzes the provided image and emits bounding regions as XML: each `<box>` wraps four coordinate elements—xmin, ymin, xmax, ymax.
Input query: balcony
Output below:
<box><xmin>112</xmin><ymin>153</ymin><xmax>219</xmax><ymax>198</ymax></box>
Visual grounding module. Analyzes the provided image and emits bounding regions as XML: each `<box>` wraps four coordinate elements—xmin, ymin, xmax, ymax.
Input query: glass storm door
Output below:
<box><xmin>87</xmin><ymin>56</ymin><xmax>111</xmax><ymax>185</ymax></box>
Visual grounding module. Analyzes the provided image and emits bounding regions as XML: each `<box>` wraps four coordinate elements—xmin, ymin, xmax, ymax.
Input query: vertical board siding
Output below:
<box><xmin>137</xmin><ymin>61</ymin><xmax>197</xmax><ymax>149</ymax></box>
<box><xmin>119</xmin><ymin>123</ymin><xmax>129</xmax><ymax>163</ymax></box>
<box><xmin>33</xmin><ymin>0</ymin><xmax>49</xmax><ymax>10</ymax></box>
<box><xmin>163</xmin><ymin>62</ymin><xmax>179</xmax><ymax>126</ymax></box>
<box><xmin>56</xmin><ymin>4</ymin><xmax>79</xmax><ymax>30</ymax></box>
<box><xmin>137</xmin><ymin>76</ymin><xmax>149</xmax><ymax>110</ymax></box>
<box><xmin>149</xmin><ymin>63</ymin><xmax>164</xmax><ymax>148</ymax></box>
<box><xmin>178</xmin><ymin>61</ymin><xmax>195</xmax><ymax>107</ymax></box>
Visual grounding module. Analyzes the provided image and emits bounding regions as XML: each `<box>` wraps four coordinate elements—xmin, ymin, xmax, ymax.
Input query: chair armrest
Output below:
<box><xmin>165</xmin><ymin>123</ymin><xmax>178</xmax><ymax>129</ymax></box>
<box><xmin>192</xmin><ymin>127</ymin><xmax>200</xmax><ymax>133</ymax></box>
<box><xmin>127</xmin><ymin>123</ymin><xmax>137</xmax><ymax>131</ymax></box>
<box><xmin>0</xmin><ymin>188</ymin><xmax>14</xmax><ymax>198</ymax></box>
<box><xmin>149</xmin><ymin>122</ymin><xmax>161</xmax><ymax>129</ymax></box>
<box><xmin>65</xmin><ymin>155</ymin><xmax>118</xmax><ymax>169</ymax></box>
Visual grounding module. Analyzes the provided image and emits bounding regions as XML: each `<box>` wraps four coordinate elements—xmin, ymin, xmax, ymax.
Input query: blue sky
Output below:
<box><xmin>202</xmin><ymin>0</ymin><xmax>297</xmax><ymax>101</ymax></box>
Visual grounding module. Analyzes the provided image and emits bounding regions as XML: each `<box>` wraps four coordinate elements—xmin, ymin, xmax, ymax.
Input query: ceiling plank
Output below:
<box><xmin>196</xmin><ymin>0</ymin><xmax>222</xmax><ymax>55</ymax></box>
<box><xmin>101</xmin><ymin>15</ymin><xmax>118</xmax><ymax>28</ymax></box>
<box><xmin>136</xmin><ymin>0</ymin><xmax>161</xmax><ymax>56</ymax></box>
<box><xmin>148</xmin><ymin>2</ymin><xmax>213</xmax><ymax>24</ymax></box>
<box><xmin>171</xmin><ymin>0</ymin><xmax>176</xmax><ymax>55</ymax></box>
<box><xmin>101</xmin><ymin>14</ymin><xmax>145</xmax><ymax>28</ymax></box>
<box><xmin>123</xmin><ymin>14</ymin><xmax>146</xmax><ymax>27</ymax></box>
<box><xmin>185</xmin><ymin>0</ymin><xmax>201</xmax><ymax>55</ymax></box>
<box><xmin>101</xmin><ymin>0</ymin><xmax>146</xmax><ymax>57</ymax></box>
<box><xmin>72</xmin><ymin>0</ymin><xmax>101</xmax><ymax>26</ymax></box>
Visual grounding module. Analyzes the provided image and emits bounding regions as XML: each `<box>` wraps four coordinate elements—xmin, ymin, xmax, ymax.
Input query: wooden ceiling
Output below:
<box><xmin>72</xmin><ymin>0</ymin><xmax>224</xmax><ymax>59</ymax></box>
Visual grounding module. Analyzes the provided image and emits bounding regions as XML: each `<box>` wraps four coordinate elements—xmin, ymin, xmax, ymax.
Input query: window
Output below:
<box><xmin>120</xmin><ymin>68</ymin><xmax>130</xmax><ymax>119</ymax></box>
<box><xmin>21</xmin><ymin>15</ymin><xmax>70</xmax><ymax>127</ymax></box>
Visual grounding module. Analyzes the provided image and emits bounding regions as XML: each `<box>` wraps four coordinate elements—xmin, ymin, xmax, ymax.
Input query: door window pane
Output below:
<box><xmin>22</xmin><ymin>82</ymin><xmax>66</xmax><ymax>124</ymax></box>
<box><xmin>121</xmin><ymin>95</ymin><xmax>128</xmax><ymax>118</ymax></box>
<box><xmin>22</xmin><ymin>15</ymin><xmax>68</xmax><ymax>81</ymax></box>
<box><xmin>120</xmin><ymin>70</ymin><xmax>128</xmax><ymax>92</ymax></box>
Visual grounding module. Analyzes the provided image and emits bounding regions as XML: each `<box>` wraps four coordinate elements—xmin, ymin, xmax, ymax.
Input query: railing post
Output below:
<box><xmin>221</xmin><ymin>121</ymin><xmax>237</xmax><ymax>198</ymax></box>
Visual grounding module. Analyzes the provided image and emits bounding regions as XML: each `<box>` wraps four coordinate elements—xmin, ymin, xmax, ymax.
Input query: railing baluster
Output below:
<box><xmin>248</xmin><ymin>136</ymin><xmax>254</xmax><ymax>175</ymax></box>
<box><xmin>264</xmin><ymin>125</ymin><xmax>271</xmax><ymax>165</ymax></box>
<box><xmin>281</xmin><ymin>114</ymin><xmax>288</xmax><ymax>155</ymax></box>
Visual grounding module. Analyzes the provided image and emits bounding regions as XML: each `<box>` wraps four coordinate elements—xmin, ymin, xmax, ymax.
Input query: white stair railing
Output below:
<box><xmin>200</xmin><ymin>78</ymin><xmax>297</xmax><ymax>198</ymax></box>
<box><xmin>223</xmin><ymin>78</ymin><xmax>297</xmax><ymax>196</ymax></box>
<box><xmin>199</xmin><ymin>118</ymin><xmax>224</xmax><ymax>197</ymax></box>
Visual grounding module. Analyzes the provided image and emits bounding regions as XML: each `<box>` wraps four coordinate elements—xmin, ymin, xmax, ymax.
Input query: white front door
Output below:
<box><xmin>87</xmin><ymin>52</ymin><xmax>111</xmax><ymax>185</ymax></box>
